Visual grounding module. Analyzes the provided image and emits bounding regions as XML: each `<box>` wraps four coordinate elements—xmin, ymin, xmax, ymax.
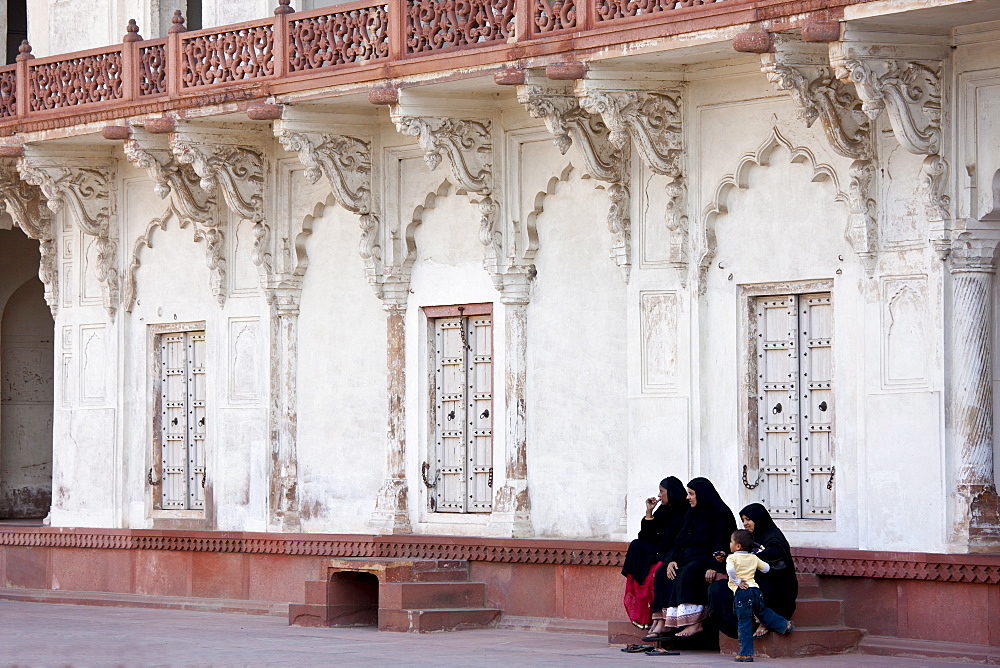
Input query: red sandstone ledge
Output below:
<box><xmin>2</xmin><ymin>528</ymin><xmax>999</xmax><ymax>583</ymax></box>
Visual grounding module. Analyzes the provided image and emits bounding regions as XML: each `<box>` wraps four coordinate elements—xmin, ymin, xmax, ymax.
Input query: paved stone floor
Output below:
<box><xmin>0</xmin><ymin>601</ymin><xmax>964</xmax><ymax>667</ymax></box>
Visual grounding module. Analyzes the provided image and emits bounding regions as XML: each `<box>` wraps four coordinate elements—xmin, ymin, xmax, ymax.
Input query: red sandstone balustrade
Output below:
<box><xmin>0</xmin><ymin>0</ymin><xmax>852</xmax><ymax>130</ymax></box>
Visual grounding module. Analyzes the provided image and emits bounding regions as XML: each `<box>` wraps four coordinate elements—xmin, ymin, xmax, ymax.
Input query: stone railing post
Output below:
<box><xmin>949</xmin><ymin>238</ymin><xmax>1000</xmax><ymax>548</ymax></box>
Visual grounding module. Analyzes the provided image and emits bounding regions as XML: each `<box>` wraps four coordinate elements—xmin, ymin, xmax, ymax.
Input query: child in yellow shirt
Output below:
<box><xmin>725</xmin><ymin>529</ymin><xmax>794</xmax><ymax>662</ymax></box>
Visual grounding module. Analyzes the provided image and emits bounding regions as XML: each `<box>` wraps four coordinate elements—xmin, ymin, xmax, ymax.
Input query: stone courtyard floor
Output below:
<box><xmin>0</xmin><ymin>601</ymin><xmax>966</xmax><ymax>667</ymax></box>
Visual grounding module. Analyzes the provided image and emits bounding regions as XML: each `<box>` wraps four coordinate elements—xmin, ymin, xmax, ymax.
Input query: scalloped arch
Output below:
<box><xmin>400</xmin><ymin>179</ymin><xmax>455</xmax><ymax>275</ymax></box>
<box><xmin>123</xmin><ymin>208</ymin><xmax>174</xmax><ymax>313</ymax></box>
<box><xmin>292</xmin><ymin>191</ymin><xmax>339</xmax><ymax>277</ymax></box>
<box><xmin>698</xmin><ymin>128</ymin><xmax>847</xmax><ymax>275</ymax></box>
<box><xmin>522</xmin><ymin>162</ymin><xmax>574</xmax><ymax>262</ymax></box>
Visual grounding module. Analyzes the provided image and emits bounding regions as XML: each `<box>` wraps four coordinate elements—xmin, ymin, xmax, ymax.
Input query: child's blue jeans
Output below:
<box><xmin>734</xmin><ymin>587</ymin><xmax>790</xmax><ymax>657</ymax></box>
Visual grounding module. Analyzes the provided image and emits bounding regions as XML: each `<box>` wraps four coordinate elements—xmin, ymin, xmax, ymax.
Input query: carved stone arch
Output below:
<box><xmin>123</xmin><ymin>206</ymin><xmax>229</xmax><ymax>312</ymax></box>
<box><xmin>288</xmin><ymin>190</ymin><xmax>339</xmax><ymax>278</ymax></box>
<box><xmin>399</xmin><ymin>179</ymin><xmax>455</xmax><ymax>278</ymax></box>
<box><xmin>699</xmin><ymin>128</ymin><xmax>846</xmax><ymax>285</ymax></box>
<box><xmin>522</xmin><ymin>162</ymin><xmax>575</xmax><ymax>263</ymax></box>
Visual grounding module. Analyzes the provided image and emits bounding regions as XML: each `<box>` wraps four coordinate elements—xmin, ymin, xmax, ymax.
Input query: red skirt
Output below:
<box><xmin>623</xmin><ymin>561</ymin><xmax>662</xmax><ymax>628</ymax></box>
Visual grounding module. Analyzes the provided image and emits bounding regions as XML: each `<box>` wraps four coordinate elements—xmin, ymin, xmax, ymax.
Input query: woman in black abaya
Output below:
<box><xmin>621</xmin><ymin>476</ymin><xmax>688</xmax><ymax>629</ymax></box>
<box><xmin>706</xmin><ymin>502</ymin><xmax>798</xmax><ymax>638</ymax></box>
<box><xmin>648</xmin><ymin>477</ymin><xmax>736</xmax><ymax>638</ymax></box>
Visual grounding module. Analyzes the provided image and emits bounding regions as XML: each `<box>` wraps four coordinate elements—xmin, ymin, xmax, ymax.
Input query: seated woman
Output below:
<box><xmin>646</xmin><ymin>477</ymin><xmax>736</xmax><ymax>639</ymax></box>
<box><xmin>621</xmin><ymin>476</ymin><xmax>688</xmax><ymax>629</ymax></box>
<box><xmin>706</xmin><ymin>502</ymin><xmax>798</xmax><ymax>639</ymax></box>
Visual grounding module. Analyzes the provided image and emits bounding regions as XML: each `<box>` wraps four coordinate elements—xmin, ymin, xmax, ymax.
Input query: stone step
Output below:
<box><xmin>320</xmin><ymin>557</ymin><xmax>470</xmax><ymax>583</ymax></box>
<box><xmin>378</xmin><ymin>607</ymin><xmax>501</xmax><ymax>633</ymax></box>
<box><xmin>860</xmin><ymin>634</ymin><xmax>1000</xmax><ymax>663</ymax></box>
<box><xmin>380</xmin><ymin>581</ymin><xmax>487</xmax><ymax>610</ymax></box>
<box><xmin>791</xmin><ymin>598</ymin><xmax>843</xmax><ymax>627</ymax></box>
<box><xmin>0</xmin><ymin>587</ymin><xmax>287</xmax><ymax>616</ymax></box>
<box><xmin>719</xmin><ymin>626</ymin><xmax>864</xmax><ymax>658</ymax></box>
<box><xmin>796</xmin><ymin>573</ymin><xmax>821</xmax><ymax>598</ymax></box>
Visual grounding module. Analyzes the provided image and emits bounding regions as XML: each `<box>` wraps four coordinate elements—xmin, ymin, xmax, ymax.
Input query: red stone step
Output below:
<box><xmin>796</xmin><ymin>573</ymin><xmax>821</xmax><ymax>598</ymax></box>
<box><xmin>791</xmin><ymin>598</ymin><xmax>843</xmax><ymax>627</ymax></box>
<box><xmin>0</xmin><ymin>587</ymin><xmax>286</xmax><ymax>616</ymax></box>
<box><xmin>378</xmin><ymin>607</ymin><xmax>501</xmax><ymax>632</ymax></box>
<box><xmin>719</xmin><ymin>626</ymin><xmax>864</xmax><ymax>658</ymax></box>
<box><xmin>380</xmin><ymin>581</ymin><xmax>487</xmax><ymax>609</ymax></box>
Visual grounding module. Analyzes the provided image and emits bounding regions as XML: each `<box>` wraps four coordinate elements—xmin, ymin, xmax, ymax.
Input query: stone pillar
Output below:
<box><xmin>489</xmin><ymin>278</ymin><xmax>533</xmax><ymax>537</ymax></box>
<box><xmin>949</xmin><ymin>240</ymin><xmax>1000</xmax><ymax>549</ymax></box>
<box><xmin>370</xmin><ymin>300</ymin><xmax>412</xmax><ymax>534</ymax></box>
<box><xmin>268</xmin><ymin>287</ymin><xmax>301</xmax><ymax>531</ymax></box>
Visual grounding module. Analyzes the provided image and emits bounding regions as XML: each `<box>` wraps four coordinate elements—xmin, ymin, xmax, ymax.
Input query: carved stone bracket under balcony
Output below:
<box><xmin>829</xmin><ymin>36</ymin><xmax>950</xmax><ymax>255</ymax></box>
<box><xmin>390</xmin><ymin>110</ymin><xmax>505</xmax><ymax>289</ymax></box>
<box><xmin>275</xmin><ymin>128</ymin><xmax>385</xmax><ymax>295</ymax></box>
<box><xmin>578</xmin><ymin>81</ymin><xmax>686</xmax><ymax>282</ymax></box>
<box><xmin>517</xmin><ymin>82</ymin><xmax>632</xmax><ymax>283</ymax></box>
<box><xmin>123</xmin><ymin>129</ymin><xmax>228</xmax><ymax>308</ymax></box>
<box><xmin>0</xmin><ymin>161</ymin><xmax>58</xmax><ymax>314</ymax></box>
<box><xmin>18</xmin><ymin>153</ymin><xmax>119</xmax><ymax>319</ymax></box>
<box><xmin>760</xmin><ymin>36</ymin><xmax>878</xmax><ymax>274</ymax></box>
<box><xmin>170</xmin><ymin>130</ymin><xmax>271</xmax><ymax>276</ymax></box>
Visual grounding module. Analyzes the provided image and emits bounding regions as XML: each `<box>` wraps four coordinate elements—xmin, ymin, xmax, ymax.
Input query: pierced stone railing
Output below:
<box><xmin>0</xmin><ymin>0</ymin><xmax>830</xmax><ymax>129</ymax></box>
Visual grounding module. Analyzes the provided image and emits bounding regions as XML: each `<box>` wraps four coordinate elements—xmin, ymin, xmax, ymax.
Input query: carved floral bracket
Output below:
<box><xmin>829</xmin><ymin>37</ymin><xmax>950</xmax><ymax>256</ymax></box>
<box><xmin>170</xmin><ymin>130</ymin><xmax>271</xmax><ymax>276</ymax></box>
<box><xmin>123</xmin><ymin>129</ymin><xmax>227</xmax><ymax>308</ymax></box>
<box><xmin>517</xmin><ymin>82</ymin><xmax>633</xmax><ymax>283</ymax></box>
<box><xmin>391</xmin><ymin>110</ymin><xmax>505</xmax><ymax>288</ymax></box>
<box><xmin>578</xmin><ymin>82</ymin><xmax>686</xmax><ymax>282</ymax></box>
<box><xmin>276</xmin><ymin>128</ymin><xmax>385</xmax><ymax>295</ymax></box>
<box><xmin>0</xmin><ymin>161</ymin><xmax>58</xmax><ymax>314</ymax></box>
<box><xmin>761</xmin><ymin>37</ymin><xmax>879</xmax><ymax>274</ymax></box>
<box><xmin>18</xmin><ymin>153</ymin><xmax>119</xmax><ymax>319</ymax></box>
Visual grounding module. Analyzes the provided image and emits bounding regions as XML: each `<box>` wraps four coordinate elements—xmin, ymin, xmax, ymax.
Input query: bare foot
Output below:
<box><xmin>753</xmin><ymin>625</ymin><xmax>769</xmax><ymax>638</ymax></box>
<box><xmin>675</xmin><ymin>622</ymin><xmax>703</xmax><ymax>637</ymax></box>
<box><xmin>649</xmin><ymin>620</ymin><xmax>664</xmax><ymax>634</ymax></box>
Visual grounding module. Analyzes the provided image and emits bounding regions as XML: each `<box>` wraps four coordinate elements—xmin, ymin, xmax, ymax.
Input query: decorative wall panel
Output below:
<box><xmin>881</xmin><ymin>276</ymin><xmax>930</xmax><ymax>389</ymax></box>
<box><xmin>639</xmin><ymin>291</ymin><xmax>678</xmax><ymax>393</ymax></box>
<box><xmin>79</xmin><ymin>325</ymin><xmax>106</xmax><ymax>405</ymax></box>
<box><xmin>228</xmin><ymin>318</ymin><xmax>261</xmax><ymax>404</ymax></box>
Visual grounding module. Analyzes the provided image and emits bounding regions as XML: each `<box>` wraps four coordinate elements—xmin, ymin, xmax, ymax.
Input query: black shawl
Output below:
<box><xmin>665</xmin><ymin>477</ymin><xmax>736</xmax><ymax>568</ymax></box>
<box><xmin>740</xmin><ymin>502</ymin><xmax>798</xmax><ymax>618</ymax></box>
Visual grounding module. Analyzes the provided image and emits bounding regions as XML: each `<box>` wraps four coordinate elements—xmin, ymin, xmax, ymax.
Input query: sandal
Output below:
<box><xmin>621</xmin><ymin>645</ymin><xmax>653</xmax><ymax>653</ymax></box>
<box><xmin>785</xmin><ymin>620</ymin><xmax>795</xmax><ymax>634</ymax></box>
<box><xmin>645</xmin><ymin>648</ymin><xmax>681</xmax><ymax>656</ymax></box>
<box><xmin>641</xmin><ymin>632</ymin><xmax>672</xmax><ymax>642</ymax></box>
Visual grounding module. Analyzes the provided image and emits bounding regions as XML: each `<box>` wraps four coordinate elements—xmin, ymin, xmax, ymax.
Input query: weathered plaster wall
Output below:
<box><xmin>296</xmin><ymin>198</ymin><xmax>387</xmax><ymax>534</ymax></box>
<box><xmin>526</xmin><ymin>170</ymin><xmax>629</xmax><ymax>540</ymax></box>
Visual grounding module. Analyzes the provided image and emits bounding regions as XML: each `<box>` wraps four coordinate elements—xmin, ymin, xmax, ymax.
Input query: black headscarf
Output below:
<box><xmin>739</xmin><ymin>503</ymin><xmax>793</xmax><ymax>567</ymax></box>
<box><xmin>660</xmin><ymin>476</ymin><xmax>687</xmax><ymax>505</ymax></box>
<box><xmin>686</xmin><ymin>477</ymin><xmax>728</xmax><ymax>510</ymax></box>
<box><xmin>665</xmin><ymin>477</ymin><xmax>736</xmax><ymax>566</ymax></box>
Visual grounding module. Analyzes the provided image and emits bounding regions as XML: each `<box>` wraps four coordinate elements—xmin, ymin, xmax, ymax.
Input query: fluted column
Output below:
<box><xmin>949</xmin><ymin>240</ymin><xmax>1000</xmax><ymax>547</ymax></box>
<box><xmin>370</xmin><ymin>299</ymin><xmax>412</xmax><ymax>534</ymax></box>
<box><xmin>268</xmin><ymin>286</ymin><xmax>302</xmax><ymax>531</ymax></box>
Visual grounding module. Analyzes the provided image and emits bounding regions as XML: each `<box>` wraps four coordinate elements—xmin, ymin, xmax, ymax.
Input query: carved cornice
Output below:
<box><xmin>276</xmin><ymin>130</ymin><xmax>384</xmax><ymax>286</ymax></box>
<box><xmin>170</xmin><ymin>135</ymin><xmax>270</xmax><ymax>274</ymax></box>
<box><xmin>17</xmin><ymin>155</ymin><xmax>119</xmax><ymax>319</ymax></box>
<box><xmin>0</xmin><ymin>162</ymin><xmax>58</xmax><ymax>314</ymax></box>
<box><xmin>517</xmin><ymin>83</ymin><xmax>632</xmax><ymax>282</ymax></box>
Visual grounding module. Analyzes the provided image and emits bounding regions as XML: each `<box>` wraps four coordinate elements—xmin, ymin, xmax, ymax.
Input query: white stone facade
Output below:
<box><xmin>2</xmin><ymin>0</ymin><xmax>1000</xmax><ymax>555</ymax></box>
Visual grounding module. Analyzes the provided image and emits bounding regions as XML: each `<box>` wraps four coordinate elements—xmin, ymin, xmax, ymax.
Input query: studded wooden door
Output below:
<box><xmin>160</xmin><ymin>331</ymin><xmax>206</xmax><ymax>510</ymax></box>
<box><xmin>753</xmin><ymin>294</ymin><xmax>833</xmax><ymax>519</ymax></box>
<box><xmin>432</xmin><ymin>313</ymin><xmax>493</xmax><ymax>513</ymax></box>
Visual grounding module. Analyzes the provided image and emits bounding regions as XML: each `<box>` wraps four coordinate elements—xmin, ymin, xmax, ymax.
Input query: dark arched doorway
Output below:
<box><xmin>0</xmin><ymin>227</ymin><xmax>54</xmax><ymax>520</ymax></box>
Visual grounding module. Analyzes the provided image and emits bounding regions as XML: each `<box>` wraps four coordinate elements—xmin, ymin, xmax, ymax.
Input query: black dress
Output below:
<box><xmin>652</xmin><ymin>477</ymin><xmax>736</xmax><ymax>624</ymax></box>
<box><xmin>707</xmin><ymin>502</ymin><xmax>798</xmax><ymax>638</ymax></box>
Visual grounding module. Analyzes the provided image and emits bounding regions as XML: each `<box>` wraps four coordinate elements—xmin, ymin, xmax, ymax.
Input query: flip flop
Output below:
<box><xmin>641</xmin><ymin>633</ymin><xmax>672</xmax><ymax>642</ymax></box>
<box><xmin>645</xmin><ymin>648</ymin><xmax>681</xmax><ymax>656</ymax></box>
<box><xmin>621</xmin><ymin>645</ymin><xmax>653</xmax><ymax>653</ymax></box>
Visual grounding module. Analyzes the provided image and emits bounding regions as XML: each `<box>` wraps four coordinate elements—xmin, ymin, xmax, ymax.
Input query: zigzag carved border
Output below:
<box><xmin>2</xmin><ymin>529</ymin><xmax>999</xmax><ymax>581</ymax></box>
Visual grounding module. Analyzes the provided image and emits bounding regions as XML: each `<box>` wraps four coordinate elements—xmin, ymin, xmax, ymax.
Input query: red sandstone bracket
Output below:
<box><xmin>288</xmin><ymin>557</ymin><xmax>501</xmax><ymax>633</ymax></box>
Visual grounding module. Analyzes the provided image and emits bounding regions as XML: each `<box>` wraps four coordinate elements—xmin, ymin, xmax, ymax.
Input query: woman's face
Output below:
<box><xmin>741</xmin><ymin>515</ymin><xmax>755</xmax><ymax>533</ymax></box>
<box><xmin>657</xmin><ymin>486</ymin><xmax>669</xmax><ymax>505</ymax></box>
<box><xmin>686</xmin><ymin>487</ymin><xmax>697</xmax><ymax>507</ymax></box>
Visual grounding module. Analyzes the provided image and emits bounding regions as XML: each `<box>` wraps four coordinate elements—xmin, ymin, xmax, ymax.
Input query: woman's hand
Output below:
<box><xmin>644</xmin><ymin>496</ymin><xmax>658</xmax><ymax>518</ymax></box>
<box><xmin>704</xmin><ymin>569</ymin><xmax>716</xmax><ymax>583</ymax></box>
<box><xmin>666</xmin><ymin>561</ymin><xmax>678</xmax><ymax>580</ymax></box>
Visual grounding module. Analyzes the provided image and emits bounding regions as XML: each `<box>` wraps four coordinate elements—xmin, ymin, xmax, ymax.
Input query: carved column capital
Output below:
<box><xmin>949</xmin><ymin>235</ymin><xmax>999</xmax><ymax>274</ymax></box>
<box><xmin>17</xmin><ymin>152</ymin><xmax>119</xmax><ymax>319</ymax></box>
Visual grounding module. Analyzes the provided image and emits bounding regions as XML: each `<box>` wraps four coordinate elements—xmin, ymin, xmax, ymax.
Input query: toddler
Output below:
<box><xmin>726</xmin><ymin>529</ymin><xmax>794</xmax><ymax>662</ymax></box>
